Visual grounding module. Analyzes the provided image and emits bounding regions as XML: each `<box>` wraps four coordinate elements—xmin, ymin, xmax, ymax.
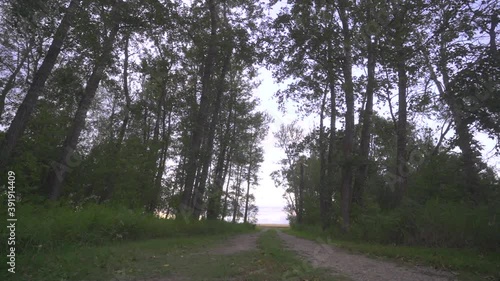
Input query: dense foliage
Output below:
<box><xmin>0</xmin><ymin>0</ymin><xmax>269</xmax><ymax>223</ymax></box>
<box><xmin>267</xmin><ymin>0</ymin><xmax>500</xmax><ymax>251</ymax></box>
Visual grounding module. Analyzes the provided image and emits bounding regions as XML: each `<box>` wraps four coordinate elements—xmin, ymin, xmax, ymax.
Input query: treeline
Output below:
<box><xmin>267</xmin><ymin>0</ymin><xmax>499</xmax><ymax>250</ymax></box>
<box><xmin>0</xmin><ymin>0</ymin><xmax>268</xmax><ymax>222</ymax></box>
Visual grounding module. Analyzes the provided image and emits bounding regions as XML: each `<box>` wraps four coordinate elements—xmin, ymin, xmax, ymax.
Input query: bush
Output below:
<box><xmin>413</xmin><ymin>199</ymin><xmax>499</xmax><ymax>250</ymax></box>
<box><xmin>0</xmin><ymin>203</ymin><xmax>254</xmax><ymax>254</ymax></box>
<box><xmin>348</xmin><ymin>199</ymin><xmax>500</xmax><ymax>251</ymax></box>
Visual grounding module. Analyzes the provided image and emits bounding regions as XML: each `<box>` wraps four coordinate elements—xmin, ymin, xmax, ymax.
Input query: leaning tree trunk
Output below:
<box><xmin>0</xmin><ymin>44</ymin><xmax>30</xmax><ymax>121</ymax></box>
<box><xmin>440</xmin><ymin>33</ymin><xmax>481</xmax><ymax>202</ymax></box>
<box><xmin>115</xmin><ymin>34</ymin><xmax>132</xmax><ymax>150</ymax></box>
<box><xmin>43</xmin><ymin>20</ymin><xmax>120</xmax><ymax>200</ymax></box>
<box><xmin>0</xmin><ymin>0</ymin><xmax>78</xmax><ymax>171</ymax></box>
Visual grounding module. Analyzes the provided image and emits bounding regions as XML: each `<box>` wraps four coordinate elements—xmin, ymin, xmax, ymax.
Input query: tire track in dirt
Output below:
<box><xmin>208</xmin><ymin>231</ymin><xmax>262</xmax><ymax>255</ymax></box>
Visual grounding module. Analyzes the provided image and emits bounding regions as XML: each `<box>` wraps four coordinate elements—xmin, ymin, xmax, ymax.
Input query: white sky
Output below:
<box><xmin>254</xmin><ymin>68</ymin><xmax>316</xmax><ymax>225</ymax></box>
<box><xmin>253</xmin><ymin>68</ymin><xmax>288</xmax><ymax>224</ymax></box>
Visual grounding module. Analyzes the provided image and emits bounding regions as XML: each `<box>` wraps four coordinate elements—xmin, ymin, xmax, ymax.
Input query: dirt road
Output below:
<box><xmin>146</xmin><ymin>229</ymin><xmax>462</xmax><ymax>281</ymax></box>
<box><xmin>276</xmin><ymin>231</ymin><xmax>458</xmax><ymax>281</ymax></box>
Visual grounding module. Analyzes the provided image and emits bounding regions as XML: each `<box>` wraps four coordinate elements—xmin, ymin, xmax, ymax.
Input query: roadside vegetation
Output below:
<box><xmin>286</xmin><ymin>228</ymin><xmax>500</xmax><ymax>280</ymax></box>
<box><xmin>1</xmin><ymin>204</ymin><xmax>255</xmax><ymax>253</ymax></box>
<box><xmin>0</xmin><ymin>204</ymin><xmax>255</xmax><ymax>279</ymax></box>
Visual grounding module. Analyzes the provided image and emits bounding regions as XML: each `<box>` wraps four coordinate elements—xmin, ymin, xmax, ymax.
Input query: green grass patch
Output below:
<box><xmin>285</xmin><ymin>228</ymin><xmax>500</xmax><ymax>280</ymax></box>
<box><xmin>2</xmin><ymin>233</ymin><xmax>230</xmax><ymax>281</ymax></box>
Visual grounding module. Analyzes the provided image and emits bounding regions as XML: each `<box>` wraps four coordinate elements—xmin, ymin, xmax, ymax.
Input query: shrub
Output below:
<box><xmin>0</xmin><ymin>203</ymin><xmax>254</xmax><ymax>254</ymax></box>
<box><xmin>348</xmin><ymin>199</ymin><xmax>500</xmax><ymax>251</ymax></box>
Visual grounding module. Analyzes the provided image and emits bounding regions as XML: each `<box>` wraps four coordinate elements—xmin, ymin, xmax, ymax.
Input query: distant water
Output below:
<box><xmin>257</xmin><ymin>206</ymin><xmax>288</xmax><ymax>224</ymax></box>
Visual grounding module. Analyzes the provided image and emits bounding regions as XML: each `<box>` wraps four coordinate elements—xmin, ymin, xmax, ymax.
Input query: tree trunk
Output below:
<box><xmin>338</xmin><ymin>1</ymin><xmax>355</xmax><ymax>232</ymax></box>
<box><xmin>116</xmin><ymin>34</ymin><xmax>132</xmax><ymax>150</ymax></box>
<box><xmin>146</xmin><ymin>65</ymin><xmax>170</xmax><ymax>212</ymax></box>
<box><xmin>232</xmin><ymin>165</ymin><xmax>243</xmax><ymax>223</ymax></box>
<box><xmin>180</xmin><ymin>0</ymin><xmax>218</xmax><ymax>216</ymax></box>
<box><xmin>206</xmin><ymin>92</ymin><xmax>235</xmax><ymax>219</ymax></box>
<box><xmin>296</xmin><ymin>161</ymin><xmax>305</xmax><ymax>224</ymax></box>
<box><xmin>424</xmin><ymin>49</ymin><xmax>480</xmax><ymax>201</ymax></box>
<box><xmin>394</xmin><ymin>48</ymin><xmax>408</xmax><ymax>206</ymax></box>
<box><xmin>43</xmin><ymin>19</ymin><xmax>120</xmax><ymax>200</ymax></box>
<box><xmin>0</xmin><ymin>46</ymin><xmax>30</xmax><ymax>121</ymax></box>
<box><xmin>99</xmin><ymin>33</ymin><xmax>131</xmax><ymax>203</ymax></box>
<box><xmin>325</xmin><ymin>79</ymin><xmax>337</xmax><ymax>228</ymax></box>
<box><xmin>221</xmin><ymin>160</ymin><xmax>233</xmax><ymax>221</ymax></box>
<box><xmin>441</xmin><ymin>37</ymin><xmax>481</xmax><ymax>202</ymax></box>
<box><xmin>353</xmin><ymin>35</ymin><xmax>376</xmax><ymax>207</ymax></box>
<box><xmin>243</xmin><ymin>141</ymin><xmax>253</xmax><ymax>223</ymax></box>
<box><xmin>192</xmin><ymin>44</ymin><xmax>232</xmax><ymax>219</ymax></box>
<box><xmin>148</xmin><ymin>109</ymin><xmax>172</xmax><ymax>212</ymax></box>
<box><xmin>0</xmin><ymin>0</ymin><xmax>78</xmax><ymax>171</ymax></box>
<box><xmin>318</xmin><ymin>85</ymin><xmax>329</xmax><ymax>230</ymax></box>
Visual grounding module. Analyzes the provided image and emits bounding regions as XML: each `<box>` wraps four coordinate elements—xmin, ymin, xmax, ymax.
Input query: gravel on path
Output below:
<box><xmin>276</xmin><ymin>230</ymin><xmax>458</xmax><ymax>281</ymax></box>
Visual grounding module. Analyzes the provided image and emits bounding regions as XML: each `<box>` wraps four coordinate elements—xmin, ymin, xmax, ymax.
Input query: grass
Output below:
<box><xmin>2</xmin><ymin>233</ymin><xmax>228</xmax><ymax>281</ymax></box>
<box><xmin>0</xmin><ymin>204</ymin><xmax>257</xmax><ymax>280</ymax></box>
<box><xmin>285</xmin><ymin>228</ymin><xmax>500</xmax><ymax>281</ymax></box>
<box><xmin>2</xmin><ymin>229</ymin><xmax>347</xmax><ymax>281</ymax></box>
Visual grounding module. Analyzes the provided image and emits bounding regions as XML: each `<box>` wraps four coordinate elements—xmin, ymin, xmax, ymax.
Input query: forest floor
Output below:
<box><xmin>12</xmin><ymin>229</ymin><xmax>496</xmax><ymax>281</ymax></box>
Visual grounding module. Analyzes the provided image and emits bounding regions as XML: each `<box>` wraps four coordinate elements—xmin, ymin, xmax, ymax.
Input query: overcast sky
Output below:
<box><xmin>253</xmin><ymin>68</ymin><xmax>315</xmax><ymax>225</ymax></box>
<box><xmin>253</xmin><ymin>68</ymin><xmax>288</xmax><ymax>224</ymax></box>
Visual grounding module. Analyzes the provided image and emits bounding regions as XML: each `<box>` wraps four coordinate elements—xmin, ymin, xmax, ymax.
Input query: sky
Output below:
<box><xmin>253</xmin><ymin>68</ymin><xmax>288</xmax><ymax>224</ymax></box>
<box><xmin>253</xmin><ymin>68</ymin><xmax>316</xmax><ymax>225</ymax></box>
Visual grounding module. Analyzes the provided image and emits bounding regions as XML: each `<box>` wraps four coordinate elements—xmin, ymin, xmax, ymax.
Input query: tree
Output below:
<box><xmin>0</xmin><ymin>0</ymin><xmax>79</xmax><ymax>171</ymax></box>
<box><xmin>422</xmin><ymin>0</ymin><xmax>498</xmax><ymax>203</ymax></box>
<box><xmin>42</xmin><ymin>0</ymin><xmax>123</xmax><ymax>199</ymax></box>
<box><xmin>267</xmin><ymin>0</ymin><xmax>343</xmax><ymax>230</ymax></box>
<box><xmin>272</xmin><ymin>121</ymin><xmax>304</xmax><ymax>223</ymax></box>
